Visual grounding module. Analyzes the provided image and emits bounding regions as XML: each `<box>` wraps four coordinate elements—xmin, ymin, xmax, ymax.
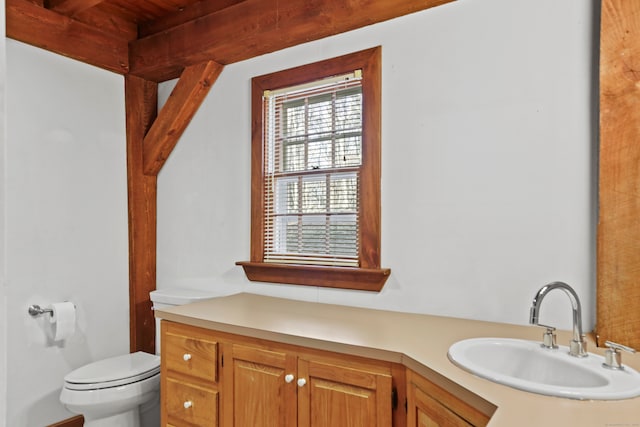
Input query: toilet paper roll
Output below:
<box><xmin>49</xmin><ymin>302</ymin><xmax>76</xmax><ymax>341</ymax></box>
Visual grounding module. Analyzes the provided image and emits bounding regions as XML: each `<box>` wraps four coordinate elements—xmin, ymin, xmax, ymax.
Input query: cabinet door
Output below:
<box><xmin>224</xmin><ymin>343</ymin><xmax>297</xmax><ymax>427</ymax></box>
<box><xmin>297</xmin><ymin>358</ymin><xmax>392</xmax><ymax>427</ymax></box>
<box><xmin>406</xmin><ymin>370</ymin><xmax>491</xmax><ymax>427</ymax></box>
<box><xmin>411</xmin><ymin>385</ymin><xmax>472</xmax><ymax>427</ymax></box>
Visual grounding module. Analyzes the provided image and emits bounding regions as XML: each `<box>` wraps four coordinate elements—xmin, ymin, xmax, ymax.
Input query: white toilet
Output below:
<box><xmin>60</xmin><ymin>288</ymin><xmax>216</xmax><ymax>427</ymax></box>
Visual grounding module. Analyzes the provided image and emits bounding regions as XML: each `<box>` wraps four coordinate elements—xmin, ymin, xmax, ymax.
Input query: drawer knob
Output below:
<box><xmin>297</xmin><ymin>378</ymin><xmax>307</xmax><ymax>387</ymax></box>
<box><xmin>183</xmin><ymin>353</ymin><xmax>192</xmax><ymax>361</ymax></box>
<box><xmin>285</xmin><ymin>374</ymin><xmax>294</xmax><ymax>383</ymax></box>
<box><xmin>183</xmin><ymin>400</ymin><xmax>193</xmax><ymax>409</ymax></box>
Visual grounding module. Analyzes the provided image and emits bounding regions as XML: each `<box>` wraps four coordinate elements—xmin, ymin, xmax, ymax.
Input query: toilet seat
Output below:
<box><xmin>64</xmin><ymin>351</ymin><xmax>160</xmax><ymax>391</ymax></box>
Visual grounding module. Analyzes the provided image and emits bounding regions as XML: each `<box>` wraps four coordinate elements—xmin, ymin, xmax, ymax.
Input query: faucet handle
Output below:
<box><xmin>602</xmin><ymin>341</ymin><xmax>637</xmax><ymax>370</ymax></box>
<box><xmin>534</xmin><ymin>323</ymin><xmax>558</xmax><ymax>349</ymax></box>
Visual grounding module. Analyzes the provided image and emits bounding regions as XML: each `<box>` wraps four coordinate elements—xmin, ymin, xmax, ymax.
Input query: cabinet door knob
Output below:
<box><xmin>284</xmin><ymin>374</ymin><xmax>295</xmax><ymax>383</ymax></box>
<box><xmin>297</xmin><ymin>378</ymin><xmax>307</xmax><ymax>387</ymax></box>
<box><xmin>183</xmin><ymin>353</ymin><xmax>192</xmax><ymax>361</ymax></box>
<box><xmin>183</xmin><ymin>400</ymin><xmax>193</xmax><ymax>409</ymax></box>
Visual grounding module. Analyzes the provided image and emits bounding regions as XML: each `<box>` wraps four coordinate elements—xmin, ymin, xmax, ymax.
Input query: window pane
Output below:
<box><xmin>283</xmin><ymin>100</ymin><xmax>306</xmax><ymax>138</ymax></box>
<box><xmin>275</xmin><ymin>177</ymin><xmax>299</xmax><ymax>214</ymax></box>
<box><xmin>335</xmin><ymin>136</ymin><xmax>361</xmax><ymax>167</ymax></box>
<box><xmin>300</xmin><ymin>215</ymin><xmax>327</xmax><ymax>253</ymax></box>
<box><xmin>274</xmin><ymin>215</ymin><xmax>297</xmax><ymax>253</ymax></box>
<box><xmin>330</xmin><ymin>173</ymin><xmax>358</xmax><ymax>212</ymax></box>
<box><xmin>329</xmin><ymin>215</ymin><xmax>358</xmax><ymax>256</ymax></box>
<box><xmin>308</xmin><ymin>139</ymin><xmax>332</xmax><ymax>170</ymax></box>
<box><xmin>302</xmin><ymin>177</ymin><xmax>326</xmax><ymax>213</ymax></box>
<box><xmin>335</xmin><ymin>88</ymin><xmax>362</xmax><ymax>132</ymax></box>
<box><xmin>283</xmin><ymin>139</ymin><xmax>305</xmax><ymax>172</ymax></box>
<box><xmin>308</xmin><ymin>94</ymin><xmax>333</xmax><ymax>139</ymax></box>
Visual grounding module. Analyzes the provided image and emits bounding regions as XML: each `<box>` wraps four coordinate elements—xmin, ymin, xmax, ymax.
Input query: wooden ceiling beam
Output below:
<box><xmin>139</xmin><ymin>0</ymin><xmax>245</xmax><ymax>38</ymax></box>
<box><xmin>143</xmin><ymin>60</ymin><xmax>224</xmax><ymax>176</ymax></box>
<box><xmin>47</xmin><ymin>0</ymin><xmax>106</xmax><ymax>16</ymax></box>
<box><xmin>129</xmin><ymin>0</ymin><xmax>454</xmax><ymax>82</ymax></box>
<box><xmin>70</xmin><ymin>6</ymin><xmax>138</xmax><ymax>41</ymax></box>
<box><xmin>7</xmin><ymin>0</ymin><xmax>129</xmax><ymax>74</ymax></box>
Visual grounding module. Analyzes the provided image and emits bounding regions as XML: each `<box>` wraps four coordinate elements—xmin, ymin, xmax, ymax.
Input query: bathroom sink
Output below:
<box><xmin>448</xmin><ymin>338</ymin><xmax>640</xmax><ymax>400</ymax></box>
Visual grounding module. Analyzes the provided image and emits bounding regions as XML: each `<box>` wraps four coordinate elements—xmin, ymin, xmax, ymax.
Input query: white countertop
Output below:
<box><xmin>155</xmin><ymin>292</ymin><xmax>640</xmax><ymax>427</ymax></box>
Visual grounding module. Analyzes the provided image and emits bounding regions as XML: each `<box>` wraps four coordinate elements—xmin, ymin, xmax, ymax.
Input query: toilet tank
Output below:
<box><xmin>150</xmin><ymin>288</ymin><xmax>217</xmax><ymax>355</ymax></box>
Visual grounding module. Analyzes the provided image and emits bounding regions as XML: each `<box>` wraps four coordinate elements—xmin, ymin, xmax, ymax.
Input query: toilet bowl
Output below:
<box><xmin>59</xmin><ymin>288</ymin><xmax>217</xmax><ymax>427</ymax></box>
<box><xmin>60</xmin><ymin>352</ymin><xmax>160</xmax><ymax>427</ymax></box>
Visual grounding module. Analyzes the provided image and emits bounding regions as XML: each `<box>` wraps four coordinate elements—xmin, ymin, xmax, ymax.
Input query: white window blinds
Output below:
<box><xmin>263</xmin><ymin>71</ymin><xmax>363</xmax><ymax>267</ymax></box>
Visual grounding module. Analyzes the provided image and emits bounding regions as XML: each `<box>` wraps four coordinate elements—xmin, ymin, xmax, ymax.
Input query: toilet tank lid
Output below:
<box><xmin>150</xmin><ymin>288</ymin><xmax>217</xmax><ymax>306</ymax></box>
<box><xmin>64</xmin><ymin>351</ymin><xmax>160</xmax><ymax>385</ymax></box>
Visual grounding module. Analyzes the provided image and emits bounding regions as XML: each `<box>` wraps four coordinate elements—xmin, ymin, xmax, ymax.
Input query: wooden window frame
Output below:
<box><xmin>237</xmin><ymin>47</ymin><xmax>390</xmax><ymax>291</ymax></box>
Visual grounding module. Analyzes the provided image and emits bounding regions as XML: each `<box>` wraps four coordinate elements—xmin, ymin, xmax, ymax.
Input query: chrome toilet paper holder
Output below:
<box><xmin>28</xmin><ymin>304</ymin><xmax>54</xmax><ymax>317</ymax></box>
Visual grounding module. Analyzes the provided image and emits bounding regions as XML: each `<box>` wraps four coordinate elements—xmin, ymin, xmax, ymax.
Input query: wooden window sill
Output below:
<box><xmin>236</xmin><ymin>262</ymin><xmax>390</xmax><ymax>292</ymax></box>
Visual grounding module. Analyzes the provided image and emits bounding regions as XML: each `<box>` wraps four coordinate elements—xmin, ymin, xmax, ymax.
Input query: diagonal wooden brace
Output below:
<box><xmin>142</xmin><ymin>60</ymin><xmax>224</xmax><ymax>177</ymax></box>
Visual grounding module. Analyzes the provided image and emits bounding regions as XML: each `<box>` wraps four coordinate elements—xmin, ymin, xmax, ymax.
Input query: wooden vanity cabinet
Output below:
<box><xmin>160</xmin><ymin>320</ymin><xmax>491</xmax><ymax>427</ymax></box>
<box><xmin>406</xmin><ymin>370</ymin><xmax>490</xmax><ymax>427</ymax></box>
<box><xmin>161</xmin><ymin>321</ymin><xmax>220</xmax><ymax>426</ymax></box>
<box><xmin>223</xmin><ymin>338</ymin><xmax>394</xmax><ymax>427</ymax></box>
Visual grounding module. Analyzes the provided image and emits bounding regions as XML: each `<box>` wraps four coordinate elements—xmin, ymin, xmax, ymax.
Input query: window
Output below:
<box><xmin>264</xmin><ymin>73</ymin><xmax>362</xmax><ymax>267</ymax></box>
<box><xmin>237</xmin><ymin>47</ymin><xmax>390</xmax><ymax>291</ymax></box>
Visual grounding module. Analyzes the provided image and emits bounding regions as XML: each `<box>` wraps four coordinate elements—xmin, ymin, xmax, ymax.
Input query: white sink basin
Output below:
<box><xmin>448</xmin><ymin>338</ymin><xmax>640</xmax><ymax>400</ymax></box>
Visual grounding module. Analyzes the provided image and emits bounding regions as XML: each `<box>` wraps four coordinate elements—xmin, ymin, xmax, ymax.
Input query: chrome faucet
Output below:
<box><xmin>529</xmin><ymin>281</ymin><xmax>588</xmax><ymax>357</ymax></box>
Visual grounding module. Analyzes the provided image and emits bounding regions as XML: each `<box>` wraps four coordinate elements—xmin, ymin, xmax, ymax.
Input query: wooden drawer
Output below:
<box><xmin>166</xmin><ymin>377</ymin><xmax>218</xmax><ymax>426</ymax></box>
<box><xmin>164</xmin><ymin>327</ymin><xmax>218</xmax><ymax>383</ymax></box>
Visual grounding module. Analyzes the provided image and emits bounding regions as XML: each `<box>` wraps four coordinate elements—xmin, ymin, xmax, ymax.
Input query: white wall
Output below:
<box><xmin>4</xmin><ymin>40</ymin><xmax>129</xmax><ymax>426</ymax></box>
<box><xmin>157</xmin><ymin>0</ymin><xmax>598</xmax><ymax>331</ymax></box>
